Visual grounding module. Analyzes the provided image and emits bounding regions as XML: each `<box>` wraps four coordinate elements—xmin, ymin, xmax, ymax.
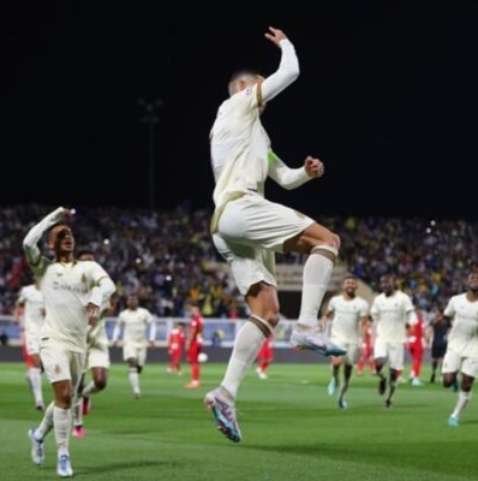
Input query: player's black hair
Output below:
<box><xmin>343</xmin><ymin>273</ymin><xmax>357</xmax><ymax>281</ymax></box>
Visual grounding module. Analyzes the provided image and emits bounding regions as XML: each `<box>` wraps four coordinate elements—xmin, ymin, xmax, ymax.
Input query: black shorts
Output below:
<box><xmin>432</xmin><ymin>343</ymin><xmax>447</xmax><ymax>359</ymax></box>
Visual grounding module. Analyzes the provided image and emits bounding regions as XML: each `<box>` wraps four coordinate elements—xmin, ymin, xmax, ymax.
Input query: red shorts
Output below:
<box><xmin>169</xmin><ymin>349</ymin><xmax>182</xmax><ymax>363</ymax></box>
<box><xmin>187</xmin><ymin>341</ymin><xmax>201</xmax><ymax>364</ymax></box>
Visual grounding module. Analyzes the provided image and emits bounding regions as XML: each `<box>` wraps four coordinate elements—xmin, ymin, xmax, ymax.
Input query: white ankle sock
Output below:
<box><xmin>297</xmin><ymin>249</ymin><xmax>335</xmax><ymax>328</ymax></box>
<box><xmin>53</xmin><ymin>406</ymin><xmax>71</xmax><ymax>454</ymax></box>
<box><xmin>28</xmin><ymin>367</ymin><xmax>44</xmax><ymax>405</ymax></box>
<box><xmin>35</xmin><ymin>402</ymin><xmax>55</xmax><ymax>440</ymax></box>
<box><xmin>221</xmin><ymin>320</ymin><xmax>266</xmax><ymax>399</ymax></box>
<box><xmin>452</xmin><ymin>391</ymin><xmax>471</xmax><ymax>418</ymax></box>
<box><xmin>128</xmin><ymin>370</ymin><xmax>140</xmax><ymax>394</ymax></box>
<box><xmin>82</xmin><ymin>381</ymin><xmax>100</xmax><ymax>397</ymax></box>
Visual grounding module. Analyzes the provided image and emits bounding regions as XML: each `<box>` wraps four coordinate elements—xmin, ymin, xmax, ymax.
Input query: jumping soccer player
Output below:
<box><xmin>370</xmin><ymin>274</ymin><xmax>415</xmax><ymax>408</ymax></box>
<box><xmin>24</xmin><ymin>207</ymin><xmax>115</xmax><ymax>477</ymax></box>
<box><xmin>441</xmin><ymin>272</ymin><xmax>478</xmax><ymax>427</ymax></box>
<box><xmin>205</xmin><ymin>26</ymin><xmax>344</xmax><ymax>443</ymax></box>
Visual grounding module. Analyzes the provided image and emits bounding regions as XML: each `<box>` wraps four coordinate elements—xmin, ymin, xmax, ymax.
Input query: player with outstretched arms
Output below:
<box><xmin>206</xmin><ymin>26</ymin><xmax>345</xmax><ymax>442</ymax></box>
<box><xmin>325</xmin><ymin>275</ymin><xmax>369</xmax><ymax>409</ymax></box>
<box><xmin>72</xmin><ymin>250</ymin><xmax>115</xmax><ymax>439</ymax></box>
<box><xmin>441</xmin><ymin>272</ymin><xmax>478</xmax><ymax>427</ymax></box>
<box><xmin>24</xmin><ymin>207</ymin><xmax>115</xmax><ymax>477</ymax></box>
<box><xmin>370</xmin><ymin>275</ymin><xmax>415</xmax><ymax>408</ymax></box>
<box><xmin>15</xmin><ymin>281</ymin><xmax>46</xmax><ymax>411</ymax></box>
<box><xmin>113</xmin><ymin>295</ymin><xmax>156</xmax><ymax>398</ymax></box>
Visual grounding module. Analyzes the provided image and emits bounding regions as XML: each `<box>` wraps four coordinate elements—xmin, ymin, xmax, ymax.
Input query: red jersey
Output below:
<box><xmin>168</xmin><ymin>328</ymin><xmax>185</xmax><ymax>353</ymax></box>
<box><xmin>189</xmin><ymin>314</ymin><xmax>204</xmax><ymax>343</ymax></box>
<box><xmin>410</xmin><ymin>314</ymin><xmax>425</xmax><ymax>349</ymax></box>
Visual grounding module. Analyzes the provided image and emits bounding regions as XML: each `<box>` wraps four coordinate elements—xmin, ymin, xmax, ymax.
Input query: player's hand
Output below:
<box><xmin>304</xmin><ymin>156</ymin><xmax>324</xmax><ymax>178</ymax></box>
<box><xmin>86</xmin><ymin>302</ymin><xmax>100</xmax><ymax>328</ymax></box>
<box><xmin>265</xmin><ymin>27</ymin><xmax>287</xmax><ymax>46</ymax></box>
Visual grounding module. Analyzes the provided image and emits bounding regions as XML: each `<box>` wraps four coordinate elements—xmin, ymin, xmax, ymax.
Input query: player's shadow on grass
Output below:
<box><xmin>76</xmin><ymin>460</ymin><xmax>178</xmax><ymax>476</ymax></box>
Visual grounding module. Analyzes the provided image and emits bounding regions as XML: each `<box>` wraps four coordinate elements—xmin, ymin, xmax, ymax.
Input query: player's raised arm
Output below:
<box><xmin>260</xmin><ymin>27</ymin><xmax>300</xmax><ymax>104</ymax></box>
<box><xmin>23</xmin><ymin>207</ymin><xmax>68</xmax><ymax>269</ymax></box>
<box><xmin>268</xmin><ymin>150</ymin><xmax>324</xmax><ymax>190</ymax></box>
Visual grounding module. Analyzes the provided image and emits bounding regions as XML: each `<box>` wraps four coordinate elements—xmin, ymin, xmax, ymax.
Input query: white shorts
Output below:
<box><xmin>123</xmin><ymin>343</ymin><xmax>147</xmax><ymax>367</ymax></box>
<box><xmin>331</xmin><ymin>337</ymin><xmax>360</xmax><ymax>365</ymax></box>
<box><xmin>87</xmin><ymin>342</ymin><xmax>110</xmax><ymax>370</ymax></box>
<box><xmin>40</xmin><ymin>339</ymin><xmax>85</xmax><ymax>388</ymax></box>
<box><xmin>24</xmin><ymin>329</ymin><xmax>41</xmax><ymax>356</ymax></box>
<box><xmin>214</xmin><ymin>194</ymin><xmax>314</xmax><ymax>295</ymax></box>
<box><xmin>374</xmin><ymin>340</ymin><xmax>404</xmax><ymax>370</ymax></box>
<box><xmin>442</xmin><ymin>348</ymin><xmax>478</xmax><ymax>378</ymax></box>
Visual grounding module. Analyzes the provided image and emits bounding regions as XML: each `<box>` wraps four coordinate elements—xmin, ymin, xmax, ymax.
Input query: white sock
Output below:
<box><xmin>72</xmin><ymin>399</ymin><xmax>83</xmax><ymax>427</ymax></box>
<box><xmin>35</xmin><ymin>402</ymin><xmax>55</xmax><ymax>440</ymax></box>
<box><xmin>53</xmin><ymin>406</ymin><xmax>71</xmax><ymax>455</ymax></box>
<box><xmin>82</xmin><ymin>381</ymin><xmax>100</xmax><ymax>397</ymax></box>
<box><xmin>452</xmin><ymin>391</ymin><xmax>471</xmax><ymax>418</ymax></box>
<box><xmin>221</xmin><ymin>320</ymin><xmax>266</xmax><ymax>399</ymax></box>
<box><xmin>128</xmin><ymin>370</ymin><xmax>140</xmax><ymax>394</ymax></box>
<box><xmin>297</xmin><ymin>249</ymin><xmax>335</xmax><ymax>328</ymax></box>
<box><xmin>28</xmin><ymin>367</ymin><xmax>44</xmax><ymax>406</ymax></box>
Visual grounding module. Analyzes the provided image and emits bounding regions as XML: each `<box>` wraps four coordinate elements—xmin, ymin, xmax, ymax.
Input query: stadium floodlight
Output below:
<box><xmin>138</xmin><ymin>98</ymin><xmax>163</xmax><ymax>210</ymax></box>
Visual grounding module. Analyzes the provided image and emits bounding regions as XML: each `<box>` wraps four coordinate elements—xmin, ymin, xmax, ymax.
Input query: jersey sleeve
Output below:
<box><xmin>359</xmin><ymin>299</ymin><xmax>369</xmax><ymax>317</ymax></box>
<box><xmin>370</xmin><ymin>298</ymin><xmax>380</xmax><ymax>322</ymax></box>
<box><xmin>144</xmin><ymin>309</ymin><xmax>153</xmax><ymax>324</ymax></box>
<box><xmin>17</xmin><ymin>287</ymin><xmax>27</xmax><ymax>305</ymax></box>
<box><xmin>444</xmin><ymin>298</ymin><xmax>455</xmax><ymax>318</ymax></box>
<box><xmin>87</xmin><ymin>262</ymin><xmax>116</xmax><ymax>308</ymax></box>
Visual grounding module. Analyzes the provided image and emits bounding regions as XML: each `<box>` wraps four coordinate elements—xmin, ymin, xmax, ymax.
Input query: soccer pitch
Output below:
<box><xmin>1</xmin><ymin>362</ymin><xmax>477</xmax><ymax>481</ymax></box>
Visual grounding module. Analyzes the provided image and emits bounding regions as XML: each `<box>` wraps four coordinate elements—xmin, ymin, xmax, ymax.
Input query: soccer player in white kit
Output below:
<box><xmin>370</xmin><ymin>275</ymin><xmax>415</xmax><ymax>408</ymax></box>
<box><xmin>441</xmin><ymin>272</ymin><xmax>478</xmax><ymax>427</ymax></box>
<box><xmin>205</xmin><ymin>27</ymin><xmax>344</xmax><ymax>443</ymax></box>
<box><xmin>113</xmin><ymin>294</ymin><xmax>156</xmax><ymax>398</ymax></box>
<box><xmin>24</xmin><ymin>207</ymin><xmax>116</xmax><ymax>477</ymax></box>
<box><xmin>325</xmin><ymin>275</ymin><xmax>369</xmax><ymax>409</ymax></box>
<box><xmin>72</xmin><ymin>251</ymin><xmax>114</xmax><ymax>439</ymax></box>
<box><xmin>16</xmin><ymin>282</ymin><xmax>45</xmax><ymax>411</ymax></box>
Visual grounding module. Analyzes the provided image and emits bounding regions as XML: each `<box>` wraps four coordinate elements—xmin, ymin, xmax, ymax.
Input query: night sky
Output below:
<box><xmin>3</xmin><ymin>2</ymin><xmax>478</xmax><ymax>219</ymax></box>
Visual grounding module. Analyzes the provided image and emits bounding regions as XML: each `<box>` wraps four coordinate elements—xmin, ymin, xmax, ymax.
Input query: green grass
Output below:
<box><xmin>1</xmin><ymin>362</ymin><xmax>478</xmax><ymax>481</ymax></box>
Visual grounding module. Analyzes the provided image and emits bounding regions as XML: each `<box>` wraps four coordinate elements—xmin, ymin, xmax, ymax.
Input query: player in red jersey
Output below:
<box><xmin>168</xmin><ymin>323</ymin><xmax>185</xmax><ymax>375</ymax></box>
<box><xmin>256</xmin><ymin>337</ymin><xmax>273</xmax><ymax>380</ymax></box>
<box><xmin>409</xmin><ymin>309</ymin><xmax>426</xmax><ymax>386</ymax></box>
<box><xmin>185</xmin><ymin>306</ymin><xmax>204</xmax><ymax>389</ymax></box>
<box><xmin>356</xmin><ymin>318</ymin><xmax>374</xmax><ymax>375</ymax></box>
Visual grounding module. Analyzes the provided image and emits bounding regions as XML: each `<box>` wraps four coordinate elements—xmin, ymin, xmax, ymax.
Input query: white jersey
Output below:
<box><xmin>210</xmin><ymin>39</ymin><xmax>308</xmax><ymax>231</ymax></box>
<box><xmin>117</xmin><ymin>308</ymin><xmax>153</xmax><ymax>347</ymax></box>
<box><xmin>18</xmin><ymin>284</ymin><xmax>44</xmax><ymax>332</ymax></box>
<box><xmin>37</xmin><ymin>260</ymin><xmax>113</xmax><ymax>353</ymax></box>
<box><xmin>370</xmin><ymin>291</ymin><xmax>415</xmax><ymax>343</ymax></box>
<box><xmin>444</xmin><ymin>293</ymin><xmax>478</xmax><ymax>359</ymax></box>
<box><xmin>328</xmin><ymin>295</ymin><xmax>369</xmax><ymax>343</ymax></box>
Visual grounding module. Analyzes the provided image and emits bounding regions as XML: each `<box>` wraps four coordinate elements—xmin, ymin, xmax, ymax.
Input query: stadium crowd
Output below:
<box><xmin>0</xmin><ymin>205</ymin><xmax>476</xmax><ymax>317</ymax></box>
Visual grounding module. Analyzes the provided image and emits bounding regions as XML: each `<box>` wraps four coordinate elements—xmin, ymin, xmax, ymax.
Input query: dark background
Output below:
<box><xmin>2</xmin><ymin>2</ymin><xmax>478</xmax><ymax>218</ymax></box>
